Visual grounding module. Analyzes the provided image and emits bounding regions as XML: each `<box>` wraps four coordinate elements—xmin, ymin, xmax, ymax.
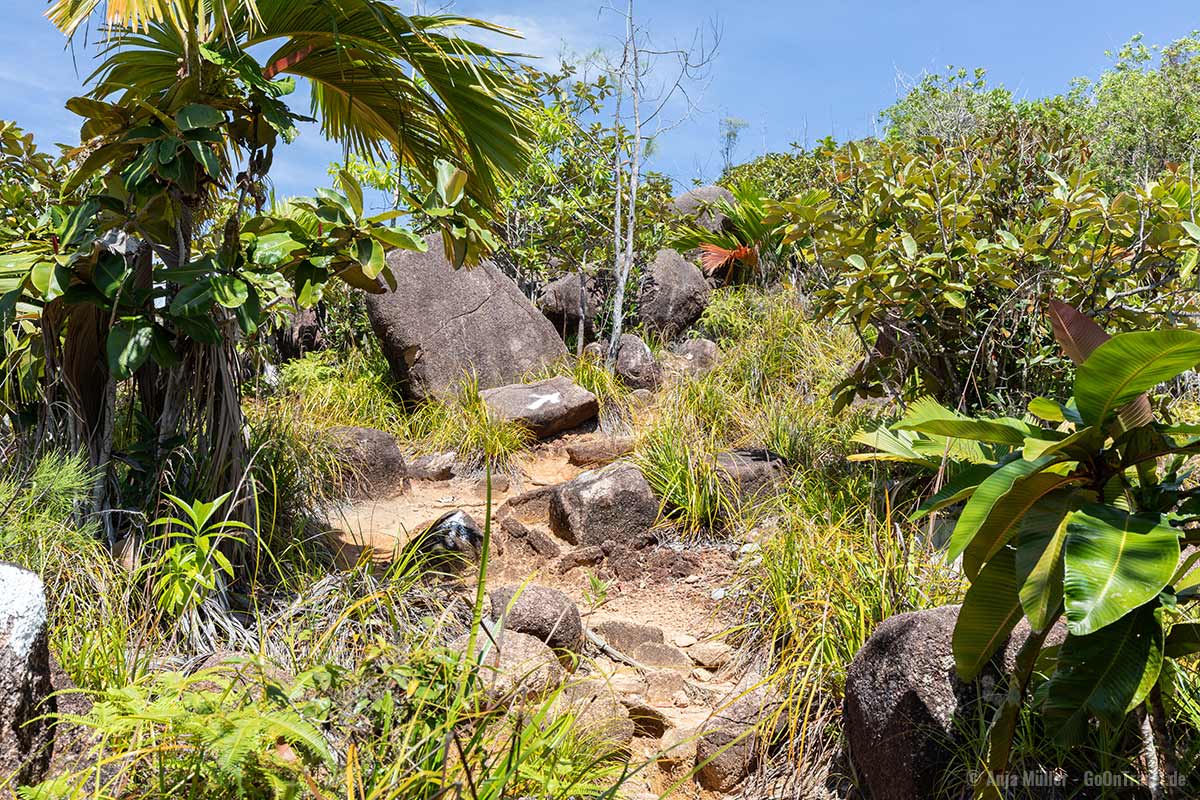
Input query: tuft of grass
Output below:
<box><xmin>405</xmin><ymin>375</ymin><xmax>532</xmax><ymax>476</ymax></box>
<box><xmin>0</xmin><ymin>452</ymin><xmax>154</xmax><ymax>690</ymax></box>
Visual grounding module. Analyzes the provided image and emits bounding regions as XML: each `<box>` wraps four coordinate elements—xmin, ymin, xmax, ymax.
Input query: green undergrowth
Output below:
<box><xmin>634</xmin><ymin>287</ymin><xmax>866</xmax><ymax>537</ymax></box>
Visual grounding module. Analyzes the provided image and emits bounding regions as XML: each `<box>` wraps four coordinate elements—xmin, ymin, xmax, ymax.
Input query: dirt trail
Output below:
<box><xmin>326</xmin><ymin>433</ymin><xmax>747</xmax><ymax>799</ymax></box>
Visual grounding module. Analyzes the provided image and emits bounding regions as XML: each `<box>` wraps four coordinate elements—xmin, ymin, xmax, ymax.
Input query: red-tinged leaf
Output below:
<box><xmin>1047</xmin><ymin>298</ymin><xmax>1109</xmax><ymax>364</ymax></box>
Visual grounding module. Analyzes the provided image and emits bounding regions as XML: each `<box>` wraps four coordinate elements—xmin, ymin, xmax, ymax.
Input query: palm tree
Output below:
<box><xmin>46</xmin><ymin>0</ymin><xmax>535</xmax><ymax>206</ymax></box>
<box><xmin>30</xmin><ymin>0</ymin><xmax>536</xmax><ymax>531</ymax></box>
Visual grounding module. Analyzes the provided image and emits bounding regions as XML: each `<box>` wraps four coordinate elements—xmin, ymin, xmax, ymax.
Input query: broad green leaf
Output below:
<box><xmin>1075</xmin><ymin>330</ymin><xmax>1200</xmax><ymax>426</ymax></box>
<box><xmin>1022</xmin><ymin>426</ymin><xmax>1102</xmax><ymax>461</ymax></box>
<box><xmin>356</xmin><ymin>238</ymin><xmax>386</xmax><ymax>279</ymax></box>
<box><xmin>896</xmin><ymin>415</ymin><xmax>1034</xmax><ymax>445</ymax></box>
<box><xmin>337</xmin><ymin>169</ymin><xmax>363</xmax><ymax>219</ymax></box>
<box><xmin>1063</xmin><ymin>505</ymin><xmax>1180</xmax><ymax>636</ymax></box>
<box><xmin>210</xmin><ymin>275</ymin><xmax>249</xmax><ymax>309</ymax></box>
<box><xmin>1016</xmin><ymin>491</ymin><xmax>1075</xmax><ymax>631</ymax></box>
<box><xmin>106</xmin><ymin>319</ymin><xmax>155</xmax><ymax>381</ymax></box>
<box><xmin>912</xmin><ymin>462</ymin><xmax>997</xmax><ymax>520</ymax></box>
<box><xmin>170</xmin><ymin>281</ymin><xmax>213</xmax><ymax>317</ymax></box>
<box><xmin>30</xmin><ymin>261</ymin><xmax>70</xmax><ymax>301</ymax></box>
<box><xmin>1028</xmin><ymin>396</ymin><xmax>1068</xmax><ymax>423</ymax></box>
<box><xmin>186</xmin><ymin>140</ymin><xmax>220</xmax><ymax>179</ymax></box>
<box><xmin>175</xmin><ymin>103</ymin><xmax>225</xmax><ymax>131</ymax></box>
<box><xmin>371</xmin><ymin>225</ymin><xmax>425</xmax><ymax>252</ymax></box>
<box><xmin>93</xmin><ymin>256</ymin><xmax>130</xmax><ymax>299</ymax></box>
<box><xmin>1044</xmin><ymin>603</ymin><xmax>1163</xmax><ymax>743</ymax></box>
<box><xmin>947</xmin><ymin>455</ymin><xmax>1062</xmax><ymax>565</ymax></box>
<box><xmin>435</xmin><ymin>159</ymin><xmax>467</xmax><ymax>206</ymax></box>
<box><xmin>901</xmin><ymin>233</ymin><xmax>918</xmax><ymax>258</ymax></box>
<box><xmin>253</xmin><ymin>233</ymin><xmax>303</xmax><ymax>266</ymax></box>
<box><xmin>953</xmin><ymin>546</ymin><xmax>1023</xmax><ymax>680</ymax></box>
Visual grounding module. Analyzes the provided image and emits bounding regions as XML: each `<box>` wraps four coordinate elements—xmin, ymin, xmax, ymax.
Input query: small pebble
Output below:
<box><xmin>683</xmin><ymin>575</ymin><xmax>701</xmax><ymax>584</ymax></box>
<box><xmin>692</xmin><ymin>667</ymin><xmax>714</xmax><ymax>682</ymax></box>
<box><xmin>672</xmin><ymin>690</ymin><xmax>690</xmax><ymax>708</ymax></box>
<box><xmin>739</xmin><ymin>542</ymin><xmax>761</xmax><ymax>555</ymax></box>
<box><xmin>672</xmin><ymin>633</ymin><xmax>698</xmax><ymax>648</ymax></box>
<box><xmin>710</xmin><ymin>587</ymin><xmax>726</xmax><ymax>601</ymax></box>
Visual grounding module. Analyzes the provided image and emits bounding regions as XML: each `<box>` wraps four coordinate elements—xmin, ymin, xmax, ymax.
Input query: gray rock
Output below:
<box><xmin>407</xmin><ymin>451</ymin><xmax>456</xmax><ymax>481</ymax></box>
<box><xmin>658</xmin><ymin>726</ymin><xmax>699</xmax><ymax>767</ymax></box>
<box><xmin>671</xmin><ymin>185</ymin><xmax>734</xmax><ymax>233</ymax></box>
<box><xmin>716</xmin><ymin>449</ymin><xmax>788</xmax><ymax>501</ymax></box>
<box><xmin>674</xmin><ymin>338</ymin><xmax>719</xmax><ymax>377</ymax></box>
<box><xmin>843</xmin><ymin>605</ymin><xmax>1062</xmax><ymax>800</ymax></box>
<box><xmin>566</xmin><ymin>436</ymin><xmax>636</xmax><ymax>468</ymax></box>
<box><xmin>0</xmin><ymin>563</ymin><xmax>53</xmax><ymax>786</ymax></box>
<box><xmin>538</xmin><ymin>272</ymin><xmax>603</xmax><ymax>339</ymax></box>
<box><xmin>365</xmin><ymin>235</ymin><xmax>567</xmax><ymax>402</ymax></box>
<box><xmin>554</xmin><ymin>679</ymin><xmax>634</xmax><ymax>753</ymax></box>
<box><xmin>614</xmin><ymin>334</ymin><xmax>663</xmax><ymax>391</ymax></box>
<box><xmin>491</xmin><ymin>585</ymin><xmax>584</xmax><ymax>662</ymax></box>
<box><xmin>592</xmin><ymin>620</ymin><xmax>665</xmax><ymax>653</ymax></box>
<box><xmin>324</xmin><ymin>426</ymin><xmax>407</xmax><ymax>499</ymax></box>
<box><xmin>695</xmin><ymin>684</ymin><xmax>782</xmax><ymax>793</ymax></box>
<box><xmin>452</xmin><ymin>630</ymin><xmax>564</xmax><ymax>702</ymax></box>
<box><xmin>480</xmin><ymin>377</ymin><xmax>598</xmax><ymax>439</ymax></box>
<box><xmin>638</xmin><ymin>249</ymin><xmax>710</xmax><ymax>337</ymax></box>
<box><xmin>688</xmin><ymin>640</ymin><xmax>734</xmax><ymax>670</ymax></box>
<box><xmin>556</xmin><ymin>545</ymin><xmax>605</xmax><ymax>574</ymax></box>
<box><xmin>549</xmin><ymin>463</ymin><xmax>659</xmax><ymax>548</ymax></box>
<box><xmin>632</xmin><ymin>641</ymin><xmax>693</xmax><ymax>670</ymax></box>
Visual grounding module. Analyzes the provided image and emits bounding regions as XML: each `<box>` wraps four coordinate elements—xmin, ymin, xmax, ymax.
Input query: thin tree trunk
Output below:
<box><xmin>608</xmin><ymin>0</ymin><xmax>639</xmax><ymax>364</ymax></box>
<box><xmin>576</xmin><ymin>264</ymin><xmax>587</xmax><ymax>356</ymax></box>
<box><xmin>607</xmin><ymin>64</ymin><xmax>626</xmax><ymax>366</ymax></box>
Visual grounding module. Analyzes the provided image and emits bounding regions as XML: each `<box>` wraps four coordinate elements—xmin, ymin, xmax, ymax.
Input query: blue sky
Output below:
<box><xmin>2</xmin><ymin>1</ymin><xmax>1198</xmax><ymax>210</ymax></box>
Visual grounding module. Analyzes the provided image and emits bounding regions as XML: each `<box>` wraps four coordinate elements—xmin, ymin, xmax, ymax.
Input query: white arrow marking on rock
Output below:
<box><xmin>527</xmin><ymin>391</ymin><xmax>562</xmax><ymax>410</ymax></box>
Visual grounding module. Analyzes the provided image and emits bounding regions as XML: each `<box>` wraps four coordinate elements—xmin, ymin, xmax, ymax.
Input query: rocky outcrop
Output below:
<box><xmin>671</xmin><ymin>185</ymin><xmax>734</xmax><ymax>233</ymax></box>
<box><xmin>490</xmin><ymin>585</ymin><xmax>584</xmax><ymax>663</ymax></box>
<box><xmin>324</xmin><ymin>426</ymin><xmax>407</xmax><ymax>499</ymax></box>
<box><xmin>365</xmin><ymin>236</ymin><xmax>567</xmax><ymax>402</ymax></box>
<box><xmin>843</xmin><ymin>606</ymin><xmax>1063</xmax><ymax>800</ymax></box>
<box><xmin>538</xmin><ymin>273</ymin><xmax>603</xmax><ymax>340</ymax></box>
<box><xmin>453</xmin><ymin>630</ymin><xmax>564</xmax><ymax>702</ymax></box>
<box><xmin>0</xmin><ymin>563</ymin><xmax>54</xmax><ymax>787</ymax></box>
<box><xmin>614</xmin><ymin>334</ymin><xmax>663</xmax><ymax>391</ymax></box>
<box><xmin>549</xmin><ymin>463</ymin><xmax>659</xmax><ymax>548</ymax></box>
<box><xmin>674</xmin><ymin>338</ymin><xmax>719</xmax><ymax>378</ymax></box>
<box><xmin>716</xmin><ymin>449</ymin><xmax>787</xmax><ymax>501</ymax></box>
<box><xmin>638</xmin><ymin>249</ymin><xmax>710</xmax><ymax>338</ymax></box>
<box><xmin>480</xmin><ymin>377</ymin><xmax>598</xmax><ymax>439</ymax></box>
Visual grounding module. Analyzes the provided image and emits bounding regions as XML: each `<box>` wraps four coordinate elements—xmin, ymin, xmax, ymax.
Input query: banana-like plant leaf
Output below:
<box><xmin>1016</xmin><ymin>491</ymin><xmax>1077</xmax><ymax>631</ymax></box>
<box><xmin>946</xmin><ymin>455</ymin><xmax>1068</xmax><ymax>568</ymax></box>
<box><xmin>953</xmin><ymin>546</ymin><xmax>1023</xmax><ymax>680</ymax></box>
<box><xmin>1028</xmin><ymin>396</ymin><xmax>1082</xmax><ymax>425</ymax></box>
<box><xmin>912</xmin><ymin>463</ymin><xmax>997</xmax><ymax>521</ymax></box>
<box><xmin>1165</xmin><ymin>623</ymin><xmax>1200</xmax><ymax>658</ymax></box>
<box><xmin>1044</xmin><ymin>603</ymin><xmax>1163</xmax><ymax>744</ymax></box>
<box><xmin>1023</xmin><ymin>426</ymin><xmax>1103</xmax><ymax>461</ymax></box>
<box><xmin>895</xmin><ymin>396</ymin><xmax>1042</xmax><ymax>445</ymax></box>
<box><xmin>1075</xmin><ymin>330</ymin><xmax>1200</xmax><ymax>427</ymax></box>
<box><xmin>1063</xmin><ymin>505</ymin><xmax>1180</xmax><ymax>636</ymax></box>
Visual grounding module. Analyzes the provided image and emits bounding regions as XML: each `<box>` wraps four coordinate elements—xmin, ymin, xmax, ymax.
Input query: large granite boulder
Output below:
<box><xmin>638</xmin><ymin>249</ymin><xmax>710</xmax><ymax>337</ymax></box>
<box><xmin>614</xmin><ymin>334</ymin><xmax>663</xmax><ymax>391</ymax></box>
<box><xmin>365</xmin><ymin>236</ymin><xmax>567</xmax><ymax>402</ymax></box>
<box><xmin>490</xmin><ymin>584</ymin><xmax>585</xmax><ymax>663</ymax></box>
<box><xmin>843</xmin><ymin>605</ymin><xmax>1063</xmax><ymax>800</ymax></box>
<box><xmin>549</xmin><ymin>463</ymin><xmax>659</xmax><ymax>548</ymax></box>
<box><xmin>0</xmin><ymin>563</ymin><xmax>54</xmax><ymax>786</ymax></box>
<box><xmin>480</xmin><ymin>377</ymin><xmax>598</xmax><ymax>439</ymax></box>
<box><xmin>671</xmin><ymin>185</ymin><xmax>734</xmax><ymax>233</ymax></box>
<box><xmin>538</xmin><ymin>273</ymin><xmax>603</xmax><ymax>340</ymax></box>
<box><xmin>324</xmin><ymin>426</ymin><xmax>407</xmax><ymax>499</ymax></box>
